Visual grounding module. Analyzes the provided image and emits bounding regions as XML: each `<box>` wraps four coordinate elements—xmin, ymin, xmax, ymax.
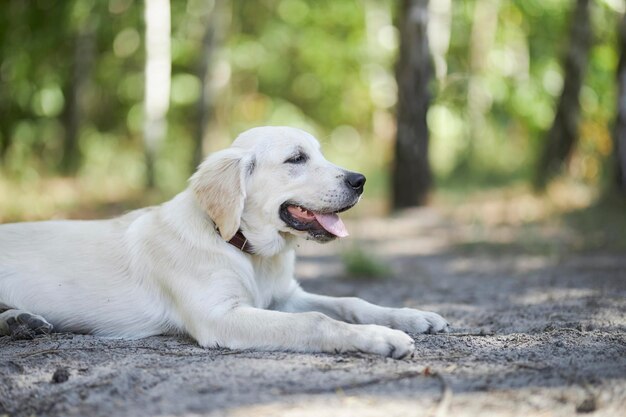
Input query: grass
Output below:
<box><xmin>341</xmin><ymin>245</ymin><xmax>392</xmax><ymax>279</ymax></box>
<box><xmin>0</xmin><ymin>174</ymin><xmax>168</xmax><ymax>223</ymax></box>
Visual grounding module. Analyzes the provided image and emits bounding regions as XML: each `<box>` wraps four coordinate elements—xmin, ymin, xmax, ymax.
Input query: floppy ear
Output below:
<box><xmin>190</xmin><ymin>148</ymin><xmax>252</xmax><ymax>240</ymax></box>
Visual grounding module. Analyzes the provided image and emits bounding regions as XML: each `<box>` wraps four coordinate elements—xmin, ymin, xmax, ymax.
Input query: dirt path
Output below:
<box><xmin>1</xmin><ymin>208</ymin><xmax>625</xmax><ymax>417</ymax></box>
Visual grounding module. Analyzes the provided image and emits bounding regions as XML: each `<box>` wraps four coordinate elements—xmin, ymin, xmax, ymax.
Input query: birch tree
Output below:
<box><xmin>143</xmin><ymin>0</ymin><xmax>171</xmax><ymax>188</ymax></box>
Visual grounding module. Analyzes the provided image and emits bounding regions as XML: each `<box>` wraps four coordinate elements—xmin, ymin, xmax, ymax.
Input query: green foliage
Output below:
<box><xmin>341</xmin><ymin>245</ymin><xmax>391</xmax><ymax>279</ymax></box>
<box><xmin>431</xmin><ymin>0</ymin><xmax>621</xmax><ymax>191</ymax></box>
<box><xmin>229</xmin><ymin>0</ymin><xmax>370</xmax><ymax>130</ymax></box>
<box><xmin>0</xmin><ymin>0</ymin><xmax>624</xmax><ymax>208</ymax></box>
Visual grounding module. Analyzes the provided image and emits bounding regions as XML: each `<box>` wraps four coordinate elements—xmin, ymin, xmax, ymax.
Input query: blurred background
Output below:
<box><xmin>0</xmin><ymin>0</ymin><xmax>625</xmax><ymax>252</ymax></box>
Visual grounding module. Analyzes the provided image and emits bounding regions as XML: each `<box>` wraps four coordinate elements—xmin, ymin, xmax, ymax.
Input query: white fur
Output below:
<box><xmin>0</xmin><ymin>126</ymin><xmax>448</xmax><ymax>358</ymax></box>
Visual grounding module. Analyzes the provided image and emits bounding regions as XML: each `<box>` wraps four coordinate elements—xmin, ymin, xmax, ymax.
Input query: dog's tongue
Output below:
<box><xmin>313</xmin><ymin>212</ymin><xmax>349</xmax><ymax>237</ymax></box>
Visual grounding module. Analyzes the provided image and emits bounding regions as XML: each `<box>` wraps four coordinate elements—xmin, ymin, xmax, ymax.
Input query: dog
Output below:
<box><xmin>0</xmin><ymin>126</ymin><xmax>448</xmax><ymax>358</ymax></box>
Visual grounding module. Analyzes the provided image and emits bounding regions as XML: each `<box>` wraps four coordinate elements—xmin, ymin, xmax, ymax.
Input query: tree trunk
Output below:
<box><xmin>0</xmin><ymin>8</ymin><xmax>9</xmax><ymax>163</ymax></box>
<box><xmin>0</xmin><ymin>105</ymin><xmax>10</xmax><ymax>162</ymax></box>
<box><xmin>392</xmin><ymin>0</ymin><xmax>432</xmax><ymax>209</ymax></box>
<box><xmin>614</xmin><ymin>11</ymin><xmax>626</xmax><ymax>194</ymax></box>
<box><xmin>193</xmin><ymin>20</ymin><xmax>215</xmax><ymax>171</ymax></box>
<box><xmin>193</xmin><ymin>0</ymin><xmax>225</xmax><ymax>171</ymax></box>
<box><xmin>143</xmin><ymin>0</ymin><xmax>171</xmax><ymax>188</ymax></box>
<box><xmin>60</xmin><ymin>22</ymin><xmax>94</xmax><ymax>174</ymax></box>
<box><xmin>534</xmin><ymin>0</ymin><xmax>592</xmax><ymax>190</ymax></box>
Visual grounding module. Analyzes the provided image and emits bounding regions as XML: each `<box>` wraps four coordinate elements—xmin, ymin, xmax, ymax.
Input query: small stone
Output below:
<box><xmin>51</xmin><ymin>367</ymin><xmax>70</xmax><ymax>383</ymax></box>
<box><xmin>576</xmin><ymin>397</ymin><xmax>597</xmax><ymax>413</ymax></box>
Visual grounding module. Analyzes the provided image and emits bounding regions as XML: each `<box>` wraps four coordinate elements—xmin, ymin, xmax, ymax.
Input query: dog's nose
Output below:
<box><xmin>345</xmin><ymin>172</ymin><xmax>366</xmax><ymax>194</ymax></box>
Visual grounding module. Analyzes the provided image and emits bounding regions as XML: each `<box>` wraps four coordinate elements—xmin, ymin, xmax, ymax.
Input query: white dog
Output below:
<box><xmin>0</xmin><ymin>126</ymin><xmax>448</xmax><ymax>358</ymax></box>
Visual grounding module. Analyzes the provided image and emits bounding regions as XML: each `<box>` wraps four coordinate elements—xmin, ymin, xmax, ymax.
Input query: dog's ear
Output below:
<box><xmin>190</xmin><ymin>148</ymin><xmax>253</xmax><ymax>241</ymax></box>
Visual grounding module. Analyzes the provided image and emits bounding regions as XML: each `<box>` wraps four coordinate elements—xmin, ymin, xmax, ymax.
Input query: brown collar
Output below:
<box><xmin>227</xmin><ymin>230</ymin><xmax>254</xmax><ymax>254</ymax></box>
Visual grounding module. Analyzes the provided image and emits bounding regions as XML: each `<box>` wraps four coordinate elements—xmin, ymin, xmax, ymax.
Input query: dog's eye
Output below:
<box><xmin>285</xmin><ymin>153</ymin><xmax>308</xmax><ymax>164</ymax></box>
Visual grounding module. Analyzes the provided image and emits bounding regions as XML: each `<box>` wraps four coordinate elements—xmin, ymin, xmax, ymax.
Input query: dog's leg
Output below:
<box><xmin>199</xmin><ymin>307</ymin><xmax>416</xmax><ymax>358</ymax></box>
<box><xmin>276</xmin><ymin>289</ymin><xmax>450</xmax><ymax>334</ymax></box>
<box><xmin>0</xmin><ymin>309</ymin><xmax>53</xmax><ymax>339</ymax></box>
<box><xmin>173</xmin><ymin>272</ymin><xmax>413</xmax><ymax>358</ymax></box>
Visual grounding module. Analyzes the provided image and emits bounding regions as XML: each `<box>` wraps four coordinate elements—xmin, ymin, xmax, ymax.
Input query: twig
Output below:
<box><xmin>514</xmin><ymin>362</ymin><xmax>549</xmax><ymax>371</ymax></box>
<box><xmin>430</xmin><ymin>371</ymin><xmax>453</xmax><ymax>417</ymax></box>
<box><xmin>15</xmin><ymin>345</ymin><xmax>208</xmax><ymax>359</ymax></box>
<box><xmin>444</xmin><ymin>332</ymin><xmax>495</xmax><ymax>337</ymax></box>
<box><xmin>13</xmin><ymin>344</ymin><xmax>253</xmax><ymax>360</ymax></box>
<box><xmin>17</xmin><ymin>348</ymin><xmax>62</xmax><ymax>359</ymax></box>
<box><xmin>412</xmin><ymin>354</ymin><xmax>468</xmax><ymax>361</ymax></box>
<box><xmin>215</xmin><ymin>349</ymin><xmax>246</xmax><ymax>355</ymax></box>
<box><xmin>545</xmin><ymin>327</ymin><xmax>585</xmax><ymax>334</ymax></box>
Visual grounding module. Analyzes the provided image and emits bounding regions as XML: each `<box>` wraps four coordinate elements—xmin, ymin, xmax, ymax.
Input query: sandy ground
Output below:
<box><xmin>1</xmin><ymin>207</ymin><xmax>625</xmax><ymax>417</ymax></box>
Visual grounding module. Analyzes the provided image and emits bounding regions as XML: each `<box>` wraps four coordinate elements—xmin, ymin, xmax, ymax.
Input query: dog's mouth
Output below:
<box><xmin>279</xmin><ymin>202</ymin><xmax>355</xmax><ymax>242</ymax></box>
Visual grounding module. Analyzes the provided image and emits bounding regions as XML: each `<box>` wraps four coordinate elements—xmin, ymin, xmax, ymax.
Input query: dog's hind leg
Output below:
<box><xmin>0</xmin><ymin>309</ymin><xmax>53</xmax><ymax>339</ymax></box>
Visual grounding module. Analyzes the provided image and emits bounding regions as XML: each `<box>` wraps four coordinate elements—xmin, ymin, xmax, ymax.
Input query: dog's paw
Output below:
<box><xmin>388</xmin><ymin>308</ymin><xmax>450</xmax><ymax>334</ymax></box>
<box><xmin>350</xmin><ymin>325</ymin><xmax>415</xmax><ymax>359</ymax></box>
<box><xmin>6</xmin><ymin>312</ymin><xmax>53</xmax><ymax>339</ymax></box>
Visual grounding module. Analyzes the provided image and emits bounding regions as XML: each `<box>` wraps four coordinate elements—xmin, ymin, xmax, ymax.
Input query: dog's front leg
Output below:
<box><xmin>172</xmin><ymin>273</ymin><xmax>415</xmax><ymax>358</ymax></box>
<box><xmin>193</xmin><ymin>306</ymin><xmax>417</xmax><ymax>358</ymax></box>
<box><xmin>173</xmin><ymin>272</ymin><xmax>417</xmax><ymax>358</ymax></box>
<box><xmin>277</xmin><ymin>289</ymin><xmax>449</xmax><ymax>334</ymax></box>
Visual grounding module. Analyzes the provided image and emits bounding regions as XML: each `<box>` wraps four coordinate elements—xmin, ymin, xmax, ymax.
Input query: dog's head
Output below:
<box><xmin>190</xmin><ymin>126</ymin><xmax>365</xmax><ymax>255</ymax></box>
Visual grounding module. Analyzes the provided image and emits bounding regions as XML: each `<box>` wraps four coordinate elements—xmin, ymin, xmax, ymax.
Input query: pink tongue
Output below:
<box><xmin>313</xmin><ymin>212</ymin><xmax>349</xmax><ymax>237</ymax></box>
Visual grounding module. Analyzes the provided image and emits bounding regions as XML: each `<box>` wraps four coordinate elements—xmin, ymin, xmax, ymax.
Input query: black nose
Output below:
<box><xmin>345</xmin><ymin>172</ymin><xmax>366</xmax><ymax>194</ymax></box>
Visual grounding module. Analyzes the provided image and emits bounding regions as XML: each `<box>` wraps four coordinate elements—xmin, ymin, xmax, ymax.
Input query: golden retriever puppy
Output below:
<box><xmin>0</xmin><ymin>126</ymin><xmax>448</xmax><ymax>358</ymax></box>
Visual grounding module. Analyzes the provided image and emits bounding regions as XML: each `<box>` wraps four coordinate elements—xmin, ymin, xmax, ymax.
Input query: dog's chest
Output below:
<box><xmin>250</xmin><ymin>252</ymin><xmax>295</xmax><ymax>309</ymax></box>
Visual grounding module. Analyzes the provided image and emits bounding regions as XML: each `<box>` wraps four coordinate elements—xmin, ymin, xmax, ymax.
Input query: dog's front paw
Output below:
<box><xmin>388</xmin><ymin>308</ymin><xmax>450</xmax><ymax>334</ymax></box>
<box><xmin>350</xmin><ymin>325</ymin><xmax>415</xmax><ymax>359</ymax></box>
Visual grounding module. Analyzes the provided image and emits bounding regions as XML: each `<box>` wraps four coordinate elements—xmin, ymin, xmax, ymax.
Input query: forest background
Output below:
<box><xmin>0</xmin><ymin>0</ymin><xmax>625</xmax><ymax>246</ymax></box>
